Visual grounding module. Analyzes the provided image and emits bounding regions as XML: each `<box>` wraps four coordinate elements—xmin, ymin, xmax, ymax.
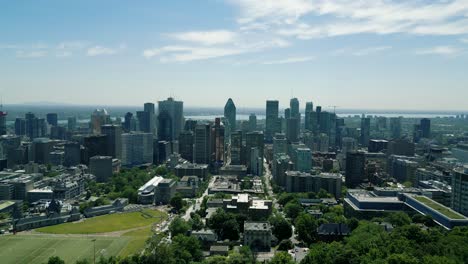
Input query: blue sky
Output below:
<box><xmin>1</xmin><ymin>0</ymin><xmax>468</xmax><ymax>110</ymax></box>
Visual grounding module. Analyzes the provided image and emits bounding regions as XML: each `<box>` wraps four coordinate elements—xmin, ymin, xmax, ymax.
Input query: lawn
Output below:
<box><xmin>36</xmin><ymin>209</ymin><xmax>167</xmax><ymax>234</ymax></box>
<box><xmin>414</xmin><ymin>196</ymin><xmax>466</xmax><ymax>219</ymax></box>
<box><xmin>0</xmin><ymin>235</ymin><xmax>129</xmax><ymax>264</ymax></box>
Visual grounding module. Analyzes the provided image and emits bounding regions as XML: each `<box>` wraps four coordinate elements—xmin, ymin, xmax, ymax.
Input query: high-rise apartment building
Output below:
<box><xmin>452</xmin><ymin>166</ymin><xmax>468</xmax><ymax>216</ymax></box>
<box><xmin>121</xmin><ymin>132</ymin><xmax>153</xmax><ymax>166</ymax></box>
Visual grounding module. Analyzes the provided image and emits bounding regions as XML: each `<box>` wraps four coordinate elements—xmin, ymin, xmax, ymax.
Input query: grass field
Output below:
<box><xmin>0</xmin><ymin>235</ymin><xmax>129</xmax><ymax>264</ymax></box>
<box><xmin>414</xmin><ymin>196</ymin><xmax>466</xmax><ymax>219</ymax></box>
<box><xmin>0</xmin><ymin>209</ymin><xmax>168</xmax><ymax>263</ymax></box>
<box><xmin>36</xmin><ymin>209</ymin><xmax>167</xmax><ymax>234</ymax></box>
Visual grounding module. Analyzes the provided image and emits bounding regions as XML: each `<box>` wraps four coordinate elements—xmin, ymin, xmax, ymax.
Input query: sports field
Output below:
<box><xmin>0</xmin><ymin>209</ymin><xmax>167</xmax><ymax>263</ymax></box>
<box><xmin>0</xmin><ymin>235</ymin><xmax>129</xmax><ymax>264</ymax></box>
<box><xmin>36</xmin><ymin>209</ymin><xmax>167</xmax><ymax>234</ymax></box>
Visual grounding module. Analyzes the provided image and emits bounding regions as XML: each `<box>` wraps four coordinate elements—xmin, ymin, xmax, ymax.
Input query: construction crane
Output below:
<box><xmin>328</xmin><ymin>105</ymin><xmax>339</xmax><ymax>114</ymax></box>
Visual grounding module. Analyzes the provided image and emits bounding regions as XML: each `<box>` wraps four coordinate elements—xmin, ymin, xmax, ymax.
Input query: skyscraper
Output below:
<box><xmin>360</xmin><ymin>117</ymin><xmax>371</xmax><ymax>147</ymax></box>
<box><xmin>211</xmin><ymin>118</ymin><xmax>225</xmax><ymax>166</ymax></box>
<box><xmin>286</xmin><ymin>117</ymin><xmax>299</xmax><ymax>143</ymax></box>
<box><xmin>265</xmin><ymin>100</ymin><xmax>280</xmax><ymax>142</ymax></box>
<box><xmin>25</xmin><ymin>112</ymin><xmax>46</xmax><ymax>139</ymax></box>
<box><xmin>67</xmin><ymin>117</ymin><xmax>77</xmax><ymax>131</ymax></box>
<box><xmin>144</xmin><ymin>102</ymin><xmax>156</xmax><ymax>135</ymax></box>
<box><xmin>194</xmin><ymin>123</ymin><xmax>211</xmax><ymax>165</ymax></box>
<box><xmin>290</xmin><ymin>98</ymin><xmax>300</xmax><ymax>132</ymax></box>
<box><xmin>91</xmin><ymin>109</ymin><xmax>110</xmax><ymax>134</ymax></box>
<box><xmin>246</xmin><ymin>131</ymin><xmax>264</xmax><ymax>171</ymax></box>
<box><xmin>178</xmin><ymin>131</ymin><xmax>194</xmax><ymax>162</ymax></box>
<box><xmin>305</xmin><ymin>102</ymin><xmax>313</xmax><ymax>131</ymax></box>
<box><xmin>224</xmin><ymin>98</ymin><xmax>236</xmax><ymax>133</ymax></box>
<box><xmin>345</xmin><ymin>151</ymin><xmax>366</xmax><ymax>188</ymax></box>
<box><xmin>158</xmin><ymin>97</ymin><xmax>184</xmax><ymax>141</ymax></box>
<box><xmin>121</xmin><ymin>132</ymin><xmax>153</xmax><ymax>166</ymax></box>
<box><xmin>46</xmin><ymin>113</ymin><xmax>58</xmax><ymax>127</ymax></box>
<box><xmin>157</xmin><ymin>110</ymin><xmax>173</xmax><ymax>141</ymax></box>
<box><xmin>101</xmin><ymin>124</ymin><xmax>122</xmax><ymax>159</ymax></box>
<box><xmin>0</xmin><ymin>109</ymin><xmax>7</xmax><ymax>136</ymax></box>
<box><xmin>390</xmin><ymin>117</ymin><xmax>402</xmax><ymax>139</ymax></box>
<box><xmin>248</xmin><ymin>114</ymin><xmax>257</xmax><ymax>132</ymax></box>
<box><xmin>420</xmin><ymin>118</ymin><xmax>431</xmax><ymax>139</ymax></box>
<box><xmin>230</xmin><ymin>130</ymin><xmax>243</xmax><ymax>165</ymax></box>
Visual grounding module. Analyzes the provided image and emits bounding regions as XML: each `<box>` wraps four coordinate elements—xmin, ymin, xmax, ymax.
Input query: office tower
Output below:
<box><xmin>345</xmin><ymin>151</ymin><xmax>366</xmax><ymax>188</ymax></box>
<box><xmin>304</xmin><ymin>102</ymin><xmax>313</xmax><ymax>131</ymax></box>
<box><xmin>452</xmin><ymin>166</ymin><xmax>468</xmax><ymax>216</ymax></box>
<box><xmin>158</xmin><ymin>97</ymin><xmax>184</xmax><ymax>141</ymax></box>
<box><xmin>376</xmin><ymin>117</ymin><xmax>387</xmax><ymax>131</ymax></box>
<box><xmin>178</xmin><ymin>131</ymin><xmax>194</xmax><ymax>162</ymax></box>
<box><xmin>137</xmin><ymin>110</ymin><xmax>152</xmax><ymax>134</ymax></box>
<box><xmin>224</xmin><ymin>98</ymin><xmax>236</xmax><ymax>132</ymax></box>
<box><xmin>67</xmin><ymin>117</ymin><xmax>77</xmax><ymax>131</ymax></box>
<box><xmin>285</xmin><ymin>172</ymin><xmax>342</xmax><ymax>198</ymax></box>
<box><xmin>46</xmin><ymin>113</ymin><xmax>58</xmax><ymax>127</ymax></box>
<box><xmin>157</xmin><ymin>110</ymin><xmax>172</xmax><ymax>141</ymax></box>
<box><xmin>316</xmin><ymin>133</ymin><xmax>329</xmax><ymax>152</ymax></box>
<box><xmin>25</xmin><ymin>113</ymin><xmax>46</xmax><ymax>139</ymax></box>
<box><xmin>91</xmin><ymin>109</ymin><xmax>110</xmax><ymax>134</ymax></box>
<box><xmin>285</xmin><ymin>108</ymin><xmax>291</xmax><ymax>119</ymax></box>
<box><xmin>390</xmin><ymin>117</ymin><xmax>402</xmax><ymax>139</ymax></box>
<box><xmin>246</xmin><ymin>131</ymin><xmax>264</xmax><ymax>171</ymax></box>
<box><xmin>144</xmin><ymin>102</ymin><xmax>155</xmax><ymax>114</ymax></box>
<box><xmin>250</xmin><ymin>147</ymin><xmax>263</xmax><ymax>176</ymax></box>
<box><xmin>156</xmin><ymin>140</ymin><xmax>171</xmax><ymax>164</ymax></box>
<box><xmin>121</xmin><ymin>132</ymin><xmax>153</xmax><ymax>166</ymax></box>
<box><xmin>64</xmin><ymin>142</ymin><xmax>81</xmax><ymax>166</ymax></box>
<box><xmin>101</xmin><ymin>124</ymin><xmax>122</xmax><ymax>159</ymax></box>
<box><xmin>249</xmin><ymin>114</ymin><xmax>257</xmax><ymax>132</ymax></box>
<box><xmin>83</xmin><ymin>135</ymin><xmax>108</xmax><ymax>164</ymax></box>
<box><xmin>15</xmin><ymin>118</ymin><xmax>26</xmax><ymax>136</ymax></box>
<box><xmin>123</xmin><ymin>112</ymin><xmax>134</xmax><ymax>132</ymax></box>
<box><xmin>0</xmin><ymin>108</ymin><xmax>7</xmax><ymax>136</ymax></box>
<box><xmin>388</xmin><ymin>139</ymin><xmax>415</xmax><ymax>156</ymax></box>
<box><xmin>144</xmin><ymin>102</ymin><xmax>156</xmax><ymax>134</ymax></box>
<box><xmin>194</xmin><ymin>123</ymin><xmax>211</xmax><ymax>165</ymax></box>
<box><xmin>31</xmin><ymin>138</ymin><xmax>53</xmax><ymax>164</ymax></box>
<box><xmin>184</xmin><ymin>120</ymin><xmax>197</xmax><ymax>132</ymax></box>
<box><xmin>211</xmin><ymin>118</ymin><xmax>225</xmax><ymax>166</ymax></box>
<box><xmin>273</xmin><ymin>133</ymin><xmax>287</xmax><ymax>157</ymax></box>
<box><xmin>230</xmin><ymin>130</ymin><xmax>243</xmax><ymax>165</ymax></box>
<box><xmin>286</xmin><ymin>117</ymin><xmax>299</xmax><ymax>143</ymax></box>
<box><xmin>342</xmin><ymin>137</ymin><xmax>357</xmax><ymax>153</ymax></box>
<box><xmin>360</xmin><ymin>117</ymin><xmax>371</xmax><ymax>147</ymax></box>
<box><xmin>420</xmin><ymin>118</ymin><xmax>431</xmax><ymax>139</ymax></box>
<box><xmin>50</xmin><ymin>126</ymin><xmax>66</xmax><ymax>140</ymax></box>
<box><xmin>316</xmin><ymin>106</ymin><xmax>322</xmax><ymax>125</ymax></box>
<box><xmin>89</xmin><ymin>156</ymin><xmax>113</xmax><ymax>183</ymax></box>
<box><xmin>265</xmin><ymin>100</ymin><xmax>280</xmax><ymax>142</ymax></box>
<box><xmin>295</xmin><ymin>147</ymin><xmax>312</xmax><ymax>172</ymax></box>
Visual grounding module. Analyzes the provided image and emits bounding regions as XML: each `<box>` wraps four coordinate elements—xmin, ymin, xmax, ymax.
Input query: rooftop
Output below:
<box><xmin>244</xmin><ymin>221</ymin><xmax>270</xmax><ymax>231</ymax></box>
<box><xmin>413</xmin><ymin>195</ymin><xmax>466</xmax><ymax>220</ymax></box>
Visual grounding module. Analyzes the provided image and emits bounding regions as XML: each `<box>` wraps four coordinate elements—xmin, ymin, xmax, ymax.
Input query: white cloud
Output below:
<box><xmin>461</xmin><ymin>38</ymin><xmax>468</xmax><ymax>43</ymax></box>
<box><xmin>87</xmin><ymin>45</ymin><xmax>125</xmax><ymax>56</ymax></box>
<box><xmin>16</xmin><ymin>50</ymin><xmax>47</xmax><ymax>58</ymax></box>
<box><xmin>262</xmin><ymin>56</ymin><xmax>315</xmax><ymax>64</ymax></box>
<box><xmin>170</xmin><ymin>30</ymin><xmax>238</xmax><ymax>45</ymax></box>
<box><xmin>416</xmin><ymin>46</ymin><xmax>461</xmax><ymax>56</ymax></box>
<box><xmin>57</xmin><ymin>41</ymin><xmax>88</xmax><ymax>50</ymax></box>
<box><xmin>144</xmin><ymin>38</ymin><xmax>289</xmax><ymax>62</ymax></box>
<box><xmin>231</xmin><ymin>0</ymin><xmax>468</xmax><ymax>37</ymax></box>
<box><xmin>352</xmin><ymin>46</ymin><xmax>392</xmax><ymax>56</ymax></box>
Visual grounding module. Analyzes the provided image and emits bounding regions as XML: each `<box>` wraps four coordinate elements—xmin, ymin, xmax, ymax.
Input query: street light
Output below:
<box><xmin>92</xmin><ymin>238</ymin><xmax>96</xmax><ymax>264</ymax></box>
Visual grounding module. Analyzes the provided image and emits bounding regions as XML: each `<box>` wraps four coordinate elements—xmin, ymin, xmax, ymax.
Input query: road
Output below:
<box><xmin>263</xmin><ymin>158</ymin><xmax>304</xmax><ymax>262</ymax></box>
<box><xmin>182</xmin><ymin>176</ymin><xmax>216</xmax><ymax>221</ymax></box>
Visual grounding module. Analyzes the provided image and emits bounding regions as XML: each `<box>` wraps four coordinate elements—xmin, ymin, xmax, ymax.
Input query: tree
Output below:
<box><xmin>387</xmin><ymin>253</ymin><xmax>419</xmax><ymax>264</ymax></box>
<box><xmin>277</xmin><ymin>239</ymin><xmax>294</xmax><ymax>251</ymax></box>
<box><xmin>189</xmin><ymin>212</ymin><xmax>205</xmax><ymax>231</ymax></box>
<box><xmin>270</xmin><ymin>251</ymin><xmax>295</xmax><ymax>264</ymax></box>
<box><xmin>207</xmin><ymin>209</ymin><xmax>240</xmax><ymax>240</ymax></box>
<box><xmin>228</xmin><ymin>246</ymin><xmax>255</xmax><ymax>264</ymax></box>
<box><xmin>284</xmin><ymin>201</ymin><xmax>303</xmax><ymax>220</ymax></box>
<box><xmin>47</xmin><ymin>256</ymin><xmax>65</xmax><ymax>264</ymax></box>
<box><xmin>294</xmin><ymin>213</ymin><xmax>318</xmax><ymax>246</ymax></box>
<box><xmin>387</xmin><ymin>212</ymin><xmax>412</xmax><ymax>227</ymax></box>
<box><xmin>317</xmin><ymin>189</ymin><xmax>332</xmax><ymax>198</ymax></box>
<box><xmin>269</xmin><ymin>214</ymin><xmax>293</xmax><ymax>241</ymax></box>
<box><xmin>170</xmin><ymin>195</ymin><xmax>185</xmax><ymax>212</ymax></box>
<box><xmin>222</xmin><ymin>218</ymin><xmax>240</xmax><ymax>241</ymax></box>
<box><xmin>75</xmin><ymin>260</ymin><xmax>90</xmax><ymax>264</ymax></box>
<box><xmin>203</xmin><ymin>256</ymin><xmax>229</xmax><ymax>264</ymax></box>
<box><xmin>172</xmin><ymin>234</ymin><xmax>203</xmax><ymax>263</ymax></box>
<box><xmin>169</xmin><ymin>217</ymin><xmax>190</xmax><ymax>237</ymax></box>
<box><xmin>278</xmin><ymin>193</ymin><xmax>298</xmax><ymax>207</ymax></box>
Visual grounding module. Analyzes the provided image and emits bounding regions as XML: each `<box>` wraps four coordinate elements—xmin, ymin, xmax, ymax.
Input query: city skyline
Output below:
<box><xmin>1</xmin><ymin>0</ymin><xmax>468</xmax><ymax>109</ymax></box>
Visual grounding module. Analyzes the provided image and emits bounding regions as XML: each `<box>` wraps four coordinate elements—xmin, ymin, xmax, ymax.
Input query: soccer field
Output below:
<box><xmin>0</xmin><ymin>235</ymin><xmax>130</xmax><ymax>264</ymax></box>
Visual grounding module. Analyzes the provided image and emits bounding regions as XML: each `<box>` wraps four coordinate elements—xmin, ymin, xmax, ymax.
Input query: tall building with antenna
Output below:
<box><xmin>0</xmin><ymin>100</ymin><xmax>6</xmax><ymax>135</ymax></box>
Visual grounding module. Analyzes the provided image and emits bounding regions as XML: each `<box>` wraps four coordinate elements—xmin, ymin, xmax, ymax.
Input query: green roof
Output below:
<box><xmin>414</xmin><ymin>196</ymin><xmax>466</xmax><ymax>220</ymax></box>
<box><xmin>0</xmin><ymin>201</ymin><xmax>15</xmax><ymax>211</ymax></box>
